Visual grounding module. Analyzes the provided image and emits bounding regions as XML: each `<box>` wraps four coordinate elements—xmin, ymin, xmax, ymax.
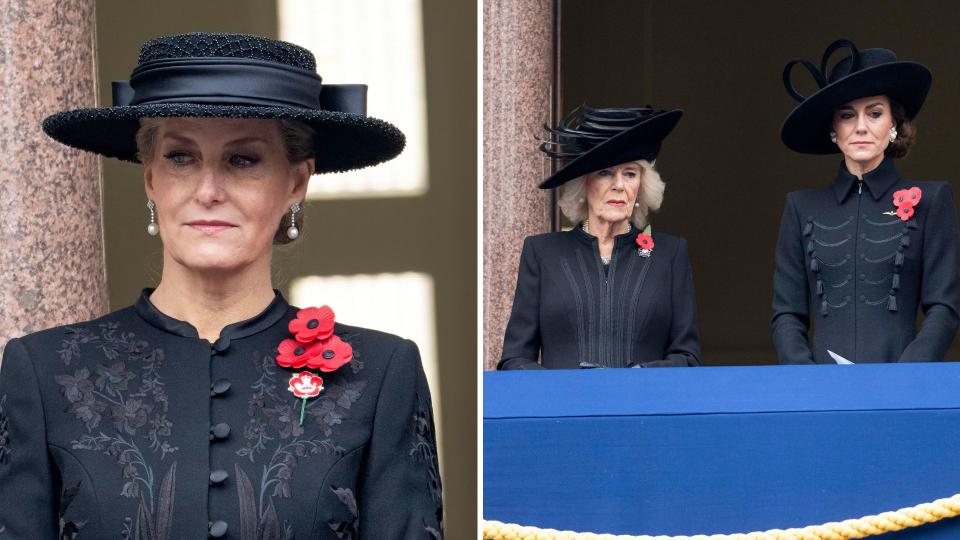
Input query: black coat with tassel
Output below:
<box><xmin>772</xmin><ymin>157</ymin><xmax>960</xmax><ymax>363</ymax></box>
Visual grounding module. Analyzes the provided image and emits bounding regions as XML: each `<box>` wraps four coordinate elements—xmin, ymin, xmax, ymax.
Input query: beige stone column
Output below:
<box><xmin>482</xmin><ymin>0</ymin><xmax>554</xmax><ymax>370</ymax></box>
<box><xmin>0</xmin><ymin>0</ymin><xmax>106</xmax><ymax>357</ymax></box>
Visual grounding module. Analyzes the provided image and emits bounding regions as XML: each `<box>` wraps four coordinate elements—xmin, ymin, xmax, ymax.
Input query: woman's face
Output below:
<box><xmin>144</xmin><ymin>117</ymin><xmax>312</xmax><ymax>274</ymax></box>
<box><xmin>584</xmin><ymin>162</ymin><xmax>641</xmax><ymax>225</ymax></box>
<box><xmin>832</xmin><ymin>95</ymin><xmax>894</xmax><ymax>170</ymax></box>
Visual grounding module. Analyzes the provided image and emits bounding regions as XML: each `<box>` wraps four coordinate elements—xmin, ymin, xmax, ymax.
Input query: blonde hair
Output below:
<box><xmin>134</xmin><ymin>117</ymin><xmax>316</xmax><ymax>245</ymax></box>
<box><xmin>556</xmin><ymin>160</ymin><xmax>664</xmax><ymax>229</ymax></box>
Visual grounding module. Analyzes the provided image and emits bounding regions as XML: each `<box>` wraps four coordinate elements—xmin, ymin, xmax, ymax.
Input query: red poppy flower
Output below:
<box><xmin>893</xmin><ymin>189</ymin><xmax>908</xmax><ymax>207</ymax></box>
<box><xmin>906</xmin><ymin>186</ymin><xmax>922</xmax><ymax>205</ymax></box>
<box><xmin>288</xmin><ymin>306</ymin><xmax>335</xmax><ymax>343</ymax></box>
<box><xmin>288</xmin><ymin>371</ymin><xmax>324</xmax><ymax>399</ymax></box>
<box><xmin>896</xmin><ymin>205</ymin><xmax>915</xmax><ymax>221</ymax></box>
<box><xmin>893</xmin><ymin>187</ymin><xmax>922</xmax><ymax>209</ymax></box>
<box><xmin>306</xmin><ymin>335</ymin><xmax>353</xmax><ymax>372</ymax></box>
<box><xmin>276</xmin><ymin>338</ymin><xmax>323</xmax><ymax>369</ymax></box>
<box><xmin>635</xmin><ymin>233</ymin><xmax>655</xmax><ymax>251</ymax></box>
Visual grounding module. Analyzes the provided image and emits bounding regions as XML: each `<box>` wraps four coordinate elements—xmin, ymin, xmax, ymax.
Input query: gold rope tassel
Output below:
<box><xmin>483</xmin><ymin>492</ymin><xmax>960</xmax><ymax>540</ymax></box>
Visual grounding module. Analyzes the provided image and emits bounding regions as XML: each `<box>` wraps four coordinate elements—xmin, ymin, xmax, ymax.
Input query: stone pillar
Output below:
<box><xmin>0</xmin><ymin>0</ymin><xmax>106</xmax><ymax>358</ymax></box>
<box><xmin>482</xmin><ymin>0</ymin><xmax>554</xmax><ymax>370</ymax></box>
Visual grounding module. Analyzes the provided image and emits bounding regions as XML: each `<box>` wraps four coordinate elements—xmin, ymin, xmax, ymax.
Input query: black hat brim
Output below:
<box><xmin>42</xmin><ymin>103</ymin><xmax>405</xmax><ymax>174</ymax></box>
<box><xmin>780</xmin><ymin>61</ymin><xmax>931</xmax><ymax>155</ymax></box>
<box><xmin>538</xmin><ymin>109</ymin><xmax>683</xmax><ymax>189</ymax></box>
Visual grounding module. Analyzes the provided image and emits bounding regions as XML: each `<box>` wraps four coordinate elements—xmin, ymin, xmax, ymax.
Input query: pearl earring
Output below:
<box><xmin>286</xmin><ymin>202</ymin><xmax>301</xmax><ymax>240</ymax></box>
<box><xmin>830</xmin><ymin>131</ymin><xmax>837</xmax><ymax>144</ymax></box>
<box><xmin>889</xmin><ymin>126</ymin><xmax>898</xmax><ymax>142</ymax></box>
<box><xmin>146</xmin><ymin>200</ymin><xmax>158</xmax><ymax>236</ymax></box>
<box><xmin>634</xmin><ymin>202</ymin><xmax>640</xmax><ymax>208</ymax></box>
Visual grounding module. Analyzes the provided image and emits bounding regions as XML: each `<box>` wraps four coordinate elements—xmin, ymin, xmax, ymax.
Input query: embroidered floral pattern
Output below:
<box><xmin>121</xmin><ymin>462</ymin><xmax>177</xmax><ymax>540</ymax></box>
<box><xmin>410</xmin><ymin>393</ymin><xmax>443</xmax><ymax>536</ymax></box>
<box><xmin>55</xmin><ymin>322</ymin><xmax>178</xmax><ymax>536</ymax></box>
<box><xmin>0</xmin><ymin>395</ymin><xmax>10</xmax><ymax>465</ymax></box>
<box><xmin>237</xmin><ymin>342</ymin><xmax>364</xmax><ymax>521</ymax></box>
<box><xmin>327</xmin><ymin>486</ymin><xmax>358</xmax><ymax>539</ymax></box>
<box><xmin>235</xmin><ymin>465</ymin><xmax>292</xmax><ymax>540</ymax></box>
<box><xmin>58</xmin><ymin>481</ymin><xmax>88</xmax><ymax>539</ymax></box>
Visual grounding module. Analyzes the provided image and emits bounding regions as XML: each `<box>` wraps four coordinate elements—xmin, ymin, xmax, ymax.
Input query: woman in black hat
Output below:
<box><xmin>773</xmin><ymin>39</ymin><xmax>960</xmax><ymax>364</ymax></box>
<box><xmin>0</xmin><ymin>33</ymin><xmax>442</xmax><ymax>539</ymax></box>
<box><xmin>498</xmin><ymin>106</ymin><xmax>700</xmax><ymax>370</ymax></box>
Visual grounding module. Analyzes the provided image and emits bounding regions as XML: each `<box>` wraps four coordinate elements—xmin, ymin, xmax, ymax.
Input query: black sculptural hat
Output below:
<box><xmin>537</xmin><ymin>105</ymin><xmax>683</xmax><ymax>189</ymax></box>
<box><xmin>42</xmin><ymin>32</ymin><xmax>405</xmax><ymax>174</ymax></box>
<box><xmin>781</xmin><ymin>38</ymin><xmax>931</xmax><ymax>155</ymax></box>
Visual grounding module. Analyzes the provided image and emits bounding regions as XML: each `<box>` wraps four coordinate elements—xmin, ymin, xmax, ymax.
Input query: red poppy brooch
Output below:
<box><xmin>885</xmin><ymin>187</ymin><xmax>922</xmax><ymax>221</ymax></box>
<box><xmin>636</xmin><ymin>228</ymin><xmax>654</xmax><ymax>258</ymax></box>
<box><xmin>276</xmin><ymin>306</ymin><xmax>353</xmax><ymax>424</ymax></box>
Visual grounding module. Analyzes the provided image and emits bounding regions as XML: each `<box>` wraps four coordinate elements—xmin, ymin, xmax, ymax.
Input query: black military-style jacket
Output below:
<box><xmin>499</xmin><ymin>226</ymin><xmax>700</xmax><ymax>369</ymax></box>
<box><xmin>0</xmin><ymin>290</ymin><xmax>442</xmax><ymax>539</ymax></box>
<box><xmin>772</xmin><ymin>157</ymin><xmax>960</xmax><ymax>363</ymax></box>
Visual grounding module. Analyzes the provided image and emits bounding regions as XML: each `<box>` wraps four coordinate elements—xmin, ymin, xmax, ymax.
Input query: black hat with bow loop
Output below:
<box><xmin>780</xmin><ymin>38</ymin><xmax>931</xmax><ymax>154</ymax></box>
<box><xmin>537</xmin><ymin>105</ymin><xmax>683</xmax><ymax>189</ymax></box>
<box><xmin>42</xmin><ymin>32</ymin><xmax>405</xmax><ymax>174</ymax></box>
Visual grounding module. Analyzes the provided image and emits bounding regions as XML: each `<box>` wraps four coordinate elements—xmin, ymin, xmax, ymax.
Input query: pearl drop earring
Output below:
<box><xmin>889</xmin><ymin>126</ymin><xmax>898</xmax><ymax>142</ymax></box>
<box><xmin>146</xmin><ymin>200</ymin><xmax>158</xmax><ymax>236</ymax></box>
<box><xmin>634</xmin><ymin>202</ymin><xmax>640</xmax><ymax>208</ymax></box>
<box><xmin>286</xmin><ymin>202</ymin><xmax>301</xmax><ymax>240</ymax></box>
<box><xmin>830</xmin><ymin>131</ymin><xmax>837</xmax><ymax>144</ymax></box>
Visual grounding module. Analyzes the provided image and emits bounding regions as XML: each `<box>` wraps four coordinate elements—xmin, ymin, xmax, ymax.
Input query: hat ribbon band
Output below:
<box><xmin>112</xmin><ymin>57</ymin><xmax>367</xmax><ymax>114</ymax></box>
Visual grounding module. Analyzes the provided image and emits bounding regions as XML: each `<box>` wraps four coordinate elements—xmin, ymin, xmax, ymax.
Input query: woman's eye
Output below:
<box><xmin>597</xmin><ymin>169</ymin><xmax>613</xmax><ymax>177</ymax></box>
<box><xmin>229</xmin><ymin>154</ymin><xmax>260</xmax><ymax>168</ymax></box>
<box><xmin>869</xmin><ymin>111</ymin><xmax>883</xmax><ymax>118</ymax></box>
<box><xmin>163</xmin><ymin>151</ymin><xmax>194</xmax><ymax>165</ymax></box>
<box><xmin>839</xmin><ymin>112</ymin><xmax>854</xmax><ymax>120</ymax></box>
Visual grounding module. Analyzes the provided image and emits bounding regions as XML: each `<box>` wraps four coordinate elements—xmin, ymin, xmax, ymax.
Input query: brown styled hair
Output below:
<box><xmin>886</xmin><ymin>99</ymin><xmax>916</xmax><ymax>159</ymax></box>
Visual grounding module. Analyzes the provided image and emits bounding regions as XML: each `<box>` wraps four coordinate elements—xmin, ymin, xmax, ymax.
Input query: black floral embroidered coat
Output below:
<box><xmin>498</xmin><ymin>227</ymin><xmax>701</xmax><ymax>369</ymax></box>
<box><xmin>0</xmin><ymin>291</ymin><xmax>442</xmax><ymax>539</ymax></box>
<box><xmin>772</xmin><ymin>157</ymin><xmax>960</xmax><ymax>363</ymax></box>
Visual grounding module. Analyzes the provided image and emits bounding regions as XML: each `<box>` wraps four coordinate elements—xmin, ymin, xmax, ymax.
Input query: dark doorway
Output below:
<box><xmin>560</xmin><ymin>0</ymin><xmax>960</xmax><ymax>365</ymax></box>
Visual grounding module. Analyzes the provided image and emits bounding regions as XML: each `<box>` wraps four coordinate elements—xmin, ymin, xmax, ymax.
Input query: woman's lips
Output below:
<box><xmin>186</xmin><ymin>221</ymin><xmax>236</xmax><ymax>234</ymax></box>
<box><xmin>606</xmin><ymin>200</ymin><xmax>626</xmax><ymax>206</ymax></box>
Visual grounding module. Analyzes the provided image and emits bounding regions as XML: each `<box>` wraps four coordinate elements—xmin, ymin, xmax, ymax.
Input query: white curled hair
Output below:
<box><xmin>556</xmin><ymin>160</ymin><xmax>665</xmax><ymax>229</ymax></box>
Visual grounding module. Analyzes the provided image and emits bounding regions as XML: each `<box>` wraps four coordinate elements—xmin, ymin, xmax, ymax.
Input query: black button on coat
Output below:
<box><xmin>0</xmin><ymin>290</ymin><xmax>443</xmax><ymax>539</ymax></box>
<box><xmin>772</xmin><ymin>158</ymin><xmax>960</xmax><ymax>363</ymax></box>
<box><xmin>499</xmin><ymin>226</ymin><xmax>701</xmax><ymax>369</ymax></box>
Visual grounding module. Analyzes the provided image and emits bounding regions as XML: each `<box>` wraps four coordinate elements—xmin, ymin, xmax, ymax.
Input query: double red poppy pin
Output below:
<box><xmin>635</xmin><ymin>226</ymin><xmax>654</xmax><ymax>258</ymax></box>
<box><xmin>276</xmin><ymin>306</ymin><xmax>353</xmax><ymax>424</ymax></box>
<box><xmin>884</xmin><ymin>186</ymin><xmax>922</xmax><ymax>221</ymax></box>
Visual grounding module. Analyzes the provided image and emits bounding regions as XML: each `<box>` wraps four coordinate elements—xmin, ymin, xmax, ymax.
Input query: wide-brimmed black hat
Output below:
<box><xmin>42</xmin><ymin>32</ymin><xmax>405</xmax><ymax>174</ymax></box>
<box><xmin>537</xmin><ymin>105</ymin><xmax>683</xmax><ymax>189</ymax></box>
<box><xmin>781</xmin><ymin>38</ymin><xmax>931</xmax><ymax>154</ymax></box>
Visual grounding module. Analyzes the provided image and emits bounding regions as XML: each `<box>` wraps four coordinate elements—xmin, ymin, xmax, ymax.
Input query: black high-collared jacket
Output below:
<box><xmin>772</xmin><ymin>157</ymin><xmax>960</xmax><ymax>363</ymax></box>
<box><xmin>498</xmin><ymin>226</ymin><xmax>700</xmax><ymax>369</ymax></box>
<box><xmin>0</xmin><ymin>290</ymin><xmax>442</xmax><ymax>539</ymax></box>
